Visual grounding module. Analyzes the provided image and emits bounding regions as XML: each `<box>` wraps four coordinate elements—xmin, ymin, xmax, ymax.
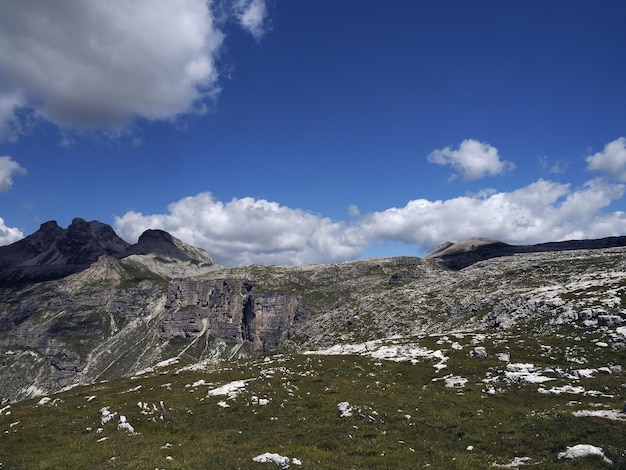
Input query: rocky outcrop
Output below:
<box><xmin>162</xmin><ymin>280</ymin><xmax>303</xmax><ymax>351</ymax></box>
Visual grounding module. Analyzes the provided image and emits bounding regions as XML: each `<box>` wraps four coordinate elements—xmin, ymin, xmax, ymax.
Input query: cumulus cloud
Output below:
<box><xmin>0</xmin><ymin>217</ymin><xmax>23</xmax><ymax>245</ymax></box>
<box><xmin>586</xmin><ymin>137</ymin><xmax>626</xmax><ymax>181</ymax></box>
<box><xmin>427</xmin><ymin>139</ymin><xmax>515</xmax><ymax>180</ymax></box>
<box><xmin>114</xmin><ymin>193</ymin><xmax>368</xmax><ymax>266</ymax></box>
<box><xmin>0</xmin><ymin>156</ymin><xmax>27</xmax><ymax>192</ymax></box>
<box><xmin>234</xmin><ymin>0</ymin><xmax>269</xmax><ymax>40</ymax></box>
<box><xmin>359</xmin><ymin>177</ymin><xmax>626</xmax><ymax>251</ymax></box>
<box><xmin>0</xmin><ymin>0</ymin><xmax>229</xmax><ymax>138</ymax></box>
<box><xmin>114</xmin><ymin>176</ymin><xmax>626</xmax><ymax>265</ymax></box>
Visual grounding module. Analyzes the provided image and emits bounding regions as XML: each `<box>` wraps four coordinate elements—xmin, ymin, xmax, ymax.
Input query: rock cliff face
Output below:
<box><xmin>162</xmin><ymin>280</ymin><xmax>303</xmax><ymax>351</ymax></box>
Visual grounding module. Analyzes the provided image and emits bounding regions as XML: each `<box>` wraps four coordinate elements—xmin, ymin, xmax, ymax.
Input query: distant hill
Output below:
<box><xmin>425</xmin><ymin>235</ymin><xmax>626</xmax><ymax>269</ymax></box>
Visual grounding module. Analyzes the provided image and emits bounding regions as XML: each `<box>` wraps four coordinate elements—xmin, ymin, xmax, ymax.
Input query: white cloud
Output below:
<box><xmin>540</xmin><ymin>155</ymin><xmax>569</xmax><ymax>174</ymax></box>
<box><xmin>114</xmin><ymin>192</ymin><xmax>368</xmax><ymax>266</ymax></box>
<box><xmin>358</xmin><ymin>177</ymin><xmax>626</xmax><ymax>251</ymax></box>
<box><xmin>348</xmin><ymin>204</ymin><xmax>360</xmax><ymax>217</ymax></box>
<box><xmin>114</xmin><ymin>176</ymin><xmax>626</xmax><ymax>265</ymax></box>
<box><xmin>0</xmin><ymin>91</ymin><xmax>28</xmax><ymax>142</ymax></box>
<box><xmin>234</xmin><ymin>0</ymin><xmax>269</xmax><ymax>40</ymax></box>
<box><xmin>585</xmin><ymin>137</ymin><xmax>626</xmax><ymax>181</ymax></box>
<box><xmin>0</xmin><ymin>216</ymin><xmax>23</xmax><ymax>245</ymax></box>
<box><xmin>427</xmin><ymin>139</ymin><xmax>515</xmax><ymax>180</ymax></box>
<box><xmin>0</xmin><ymin>0</ymin><xmax>227</xmax><ymax>137</ymax></box>
<box><xmin>0</xmin><ymin>156</ymin><xmax>27</xmax><ymax>192</ymax></box>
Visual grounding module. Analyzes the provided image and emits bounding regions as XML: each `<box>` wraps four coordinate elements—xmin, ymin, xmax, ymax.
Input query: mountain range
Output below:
<box><xmin>1</xmin><ymin>219</ymin><xmax>625</xmax><ymax>467</ymax></box>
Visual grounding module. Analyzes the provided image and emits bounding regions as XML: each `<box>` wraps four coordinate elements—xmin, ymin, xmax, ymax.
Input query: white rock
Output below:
<box><xmin>557</xmin><ymin>444</ymin><xmax>611</xmax><ymax>464</ymax></box>
<box><xmin>338</xmin><ymin>402</ymin><xmax>353</xmax><ymax>417</ymax></box>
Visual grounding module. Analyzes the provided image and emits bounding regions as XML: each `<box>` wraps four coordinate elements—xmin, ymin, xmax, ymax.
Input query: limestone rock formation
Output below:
<box><xmin>162</xmin><ymin>279</ymin><xmax>302</xmax><ymax>351</ymax></box>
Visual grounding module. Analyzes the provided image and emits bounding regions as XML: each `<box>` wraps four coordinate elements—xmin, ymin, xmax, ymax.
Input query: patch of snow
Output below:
<box><xmin>505</xmin><ymin>363</ymin><xmax>555</xmax><ymax>384</ymax></box>
<box><xmin>0</xmin><ymin>405</ymin><xmax>10</xmax><ymax>415</ymax></box>
<box><xmin>217</xmin><ymin>401</ymin><xmax>230</xmax><ymax>408</ymax></box>
<box><xmin>188</xmin><ymin>379</ymin><xmax>207</xmax><ymax>388</ymax></box>
<box><xmin>86</xmin><ymin>395</ymin><xmax>97</xmax><ymax>402</ymax></box>
<box><xmin>304</xmin><ymin>338</ymin><xmax>448</xmax><ymax>371</ymax></box>
<box><xmin>557</xmin><ymin>444</ymin><xmax>611</xmax><ymax>464</ymax></box>
<box><xmin>37</xmin><ymin>397</ymin><xmax>51</xmax><ymax>406</ymax></box>
<box><xmin>207</xmin><ymin>379</ymin><xmax>253</xmax><ymax>400</ymax></box>
<box><xmin>572</xmin><ymin>409</ymin><xmax>626</xmax><ymax>420</ymax></box>
<box><xmin>451</xmin><ymin>342</ymin><xmax>463</xmax><ymax>350</ymax></box>
<box><xmin>252</xmin><ymin>452</ymin><xmax>301</xmax><ymax>468</ymax></box>
<box><xmin>441</xmin><ymin>375</ymin><xmax>468</xmax><ymax>388</ymax></box>
<box><xmin>595</xmin><ymin>341</ymin><xmax>609</xmax><ymax>348</ymax></box>
<box><xmin>538</xmin><ymin>385</ymin><xmax>585</xmax><ymax>395</ymax></box>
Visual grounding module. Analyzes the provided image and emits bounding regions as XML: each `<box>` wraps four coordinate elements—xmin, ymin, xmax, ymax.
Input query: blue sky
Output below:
<box><xmin>1</xmin><ymin>0</ymin><xmax>626</xmax><ymax>265</ymax></box>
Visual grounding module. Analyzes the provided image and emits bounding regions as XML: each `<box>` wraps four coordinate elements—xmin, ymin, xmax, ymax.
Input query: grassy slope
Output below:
<box><xmin>1</xmin><ymin>329</ymin><xmax>624</xmax><ymax>469</ymax></box>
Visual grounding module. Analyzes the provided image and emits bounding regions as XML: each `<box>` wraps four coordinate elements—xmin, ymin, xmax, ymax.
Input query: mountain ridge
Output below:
<box><xmin>0</xmin><ymin>219</ymin><xmax>212</xmax><ymax>285</ymax></box>
<box><xmin>425</xmin><ymin>235</ymin><xmax>626</xmax><ymax>269</ymax></box>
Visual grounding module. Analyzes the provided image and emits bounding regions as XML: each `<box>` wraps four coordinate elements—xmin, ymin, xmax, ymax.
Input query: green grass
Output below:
<box><xmin>1</xmin><ymin>339</ymin><xmax>624</xmax><ymax>469</ymax></box>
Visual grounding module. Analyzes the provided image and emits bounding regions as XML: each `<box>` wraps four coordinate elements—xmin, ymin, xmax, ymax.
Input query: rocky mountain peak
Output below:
<box><xmin>0</xmin><ymin>219</ymin><xmax>215</xmax><ymax>284</ymax></box>
<box><xmin>119</xmin><ymin>229</ymin><xmax>213</xmax><ymax>264</ymax></box>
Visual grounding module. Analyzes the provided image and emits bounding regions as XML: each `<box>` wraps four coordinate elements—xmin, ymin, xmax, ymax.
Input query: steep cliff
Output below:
<box><xmin>162</xmin><ymin>279</ymin><xmax>303</xmax><ymax>350</ymax></box>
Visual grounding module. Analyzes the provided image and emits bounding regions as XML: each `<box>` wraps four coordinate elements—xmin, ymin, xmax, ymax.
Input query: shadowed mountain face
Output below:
<box><xmin>0</xmin><ymin>218</ymin><xmax>130</xmax><ymax>284</ymax></box>
<box><xmin>0</xmin><ymin>220</ymin><xmax>212</xmax><ymax>285</ymax></box>
<box><xmin>425</xmin><ymin>236</ymin><xmax>626</xmax><ymax>270</ymax></box>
